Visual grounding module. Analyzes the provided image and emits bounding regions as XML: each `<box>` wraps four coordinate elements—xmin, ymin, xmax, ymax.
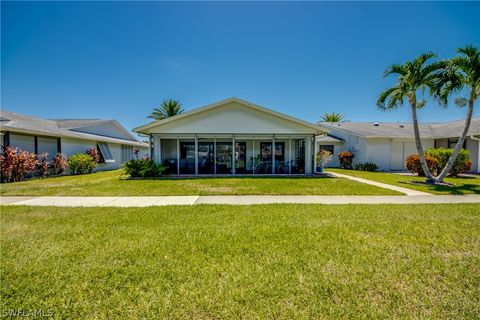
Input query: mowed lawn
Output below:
<box><xmin>328</xmin><ymin>168</ymin><xmax>480</xmax><ymax>195</ymax></box>
<box><xmin>1</xmin><ymin>204</ymin><xmax>479</xmax><ymax>319</ymax></box>
<box><xmin>0</xmin><ymin>170</ymin><xmax>401</xmax><ymax>196</ymax></box>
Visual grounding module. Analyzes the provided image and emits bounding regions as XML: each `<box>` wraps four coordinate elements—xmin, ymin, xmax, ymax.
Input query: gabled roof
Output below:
<box><xmin>134</xmin><ymin>97</ymin><xmax>325</xmax><ymax>134</ymax></box>
<box><xmin>318</xmin><ymin>117</ymin><xmax>480</xmax><ymax>139</ymax></box>
<box><xmin>316</xmin><ymin>134</ymin><xmax>344</xmax><ymax>143</ymax></box>
<box><xmin>54</xmin><ymin>119</ymin><xmax>104</xmax><ymax>129</ymax></box>
<box><xmin>0</xmin><ymin>110</ymin><xmax>148</xmax><ymax>147</ymax></box>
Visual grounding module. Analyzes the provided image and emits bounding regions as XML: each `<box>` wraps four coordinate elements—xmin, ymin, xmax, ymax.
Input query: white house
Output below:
<box><xmin>134</xmin><ymin>97</ymin><xmax>326</xmax><ymax>175</ymax></box>
<box><xmin>0</xmin><ymin>110</ymin><xmax>149</xmax><ymax>171</ymax></box>
<box><xmin>317</xmin><ymin>118</ymin><xmax>480</xmax><ymax>173</ymax></box>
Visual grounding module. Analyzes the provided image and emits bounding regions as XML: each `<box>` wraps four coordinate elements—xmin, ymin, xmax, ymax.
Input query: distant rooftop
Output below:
<box><xmin>318</xmin><ymin>118</ymin><xmax>480</xmax><ymax>139</ymax></box>
<box><xmin>0</xmin><ymin>110</ymin><xmax>147</xmax><ymax>147</ymax></box>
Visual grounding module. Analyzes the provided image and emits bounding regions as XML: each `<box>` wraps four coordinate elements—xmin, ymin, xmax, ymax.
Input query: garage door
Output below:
<box><xmin>390</xmin><ymin>142</ymin><xmax>404</xmax><ymax>171</ymax></box>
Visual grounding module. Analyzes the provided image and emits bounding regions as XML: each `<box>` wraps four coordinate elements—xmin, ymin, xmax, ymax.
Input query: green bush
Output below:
<box><xmin>354</xmin><ymin>161</ymin><xmax>379</xmax><ymax>172</ymax></box>
<box><xmin>425</xmin><ymin>148</ymin><xmax>471</xmax><ymax>176</ymax></box>
<box><xmin>405</xmin><ymin>154</ymin><xmax>439</xmax><ymax>176</ymax></box>
<box><xmin>68</xmin><ymin>153</ymin><xmax>96</xmax><ymax>175</ymax></box>
<box><xmin>122</xmin><ymin>157</ymin><xmax>165</xmax><ymax>178</ymax></box>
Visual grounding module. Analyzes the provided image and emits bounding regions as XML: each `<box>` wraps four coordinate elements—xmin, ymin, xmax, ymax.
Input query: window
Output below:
<box><xmin>97</xmin><ymin>142</ymin><xmax>114</xmax><ymax>163</ymax></box>
<box><xmin>319</xmin><ymin>145</ymin><xmax>334</xmax><ymax>154</ymax></box>
<box><xmin>121</xmin><ymin>145</ymin><xmax>134</xmax><ymax>162</ymax></box>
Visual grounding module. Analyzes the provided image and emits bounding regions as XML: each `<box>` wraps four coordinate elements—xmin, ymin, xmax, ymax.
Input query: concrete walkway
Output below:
<box><xmin>327</xmin><ymin>171</ymin><xmax>430</xmax><ymax>196</ymax></box>
<box><xmin>1</xmin><ymin>195</ymin><xmax>479</xmax><ymax>206</ymax></box>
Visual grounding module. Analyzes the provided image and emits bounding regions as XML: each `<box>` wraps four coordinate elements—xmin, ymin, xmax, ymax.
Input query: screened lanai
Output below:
<box><xmin>157</xmin><ymin>135</ymin><xmax>308</xmax><ymax>175</ymax></box>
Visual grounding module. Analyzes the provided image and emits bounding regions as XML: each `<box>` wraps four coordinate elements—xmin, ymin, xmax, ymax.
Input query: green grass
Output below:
<box><xmin>1</xmin><ymin>204</ymin><xmax>479</xmax><ymax>319</ymax></box>
<box><xmin>0</xmin><ymin>170</ymin><xmax>401</xmax><ymax>196</ymax></box>
<box><xmin>327</xmin><ymin>168</ymin><xmax>480</xmax><ymax>195</ymax></box>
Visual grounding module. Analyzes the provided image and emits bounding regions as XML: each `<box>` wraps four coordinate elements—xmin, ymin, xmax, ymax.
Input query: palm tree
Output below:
<box><xmin>377</xmin><ymin>52</ymin><xmax>445</xmax><ymax>184</ymax></box>
<box><xmin>148</xmin><ymin>99</ymin><xmax>184</xmax><ymax>120</ymax></box>
<box><xmin>319</xmin><ymin>112</ymin><xmax>345</xmax><ymax>122</ymax></box>
<box><xmin>434</xmin><ymin>45</ymin><xmax>479</xmax><ymax>183</ymax></box>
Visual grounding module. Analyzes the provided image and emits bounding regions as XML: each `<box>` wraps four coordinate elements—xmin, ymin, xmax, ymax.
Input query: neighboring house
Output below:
<box><xmin>0</xmin><ymin>110</ymin><xmax>149</xmax><ymax>171</ymax></box>
<box><xmin>317</xmin><ymin>118</ymin><xmax>480</xmax><ymax>173</ymax></box>
<box><xmin>134</xmin><ymin>97</ymin><xmax>326</xmax><ymax>175</ymax></box>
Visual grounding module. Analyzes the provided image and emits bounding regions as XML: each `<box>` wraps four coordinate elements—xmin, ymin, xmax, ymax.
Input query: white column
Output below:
<box><xmin>194</xmin><ymin>136</ymin><xmax>198</xmax><ymax>175</ymax></box>
<box><xmin>214</xmin><ymin>138</ymin><xmax>217</xmax><ymax>175</ymax></box>
<box><xmin>313</xmin><ymin>136</ymin><xmax>318</xmax><ymax>173</ymax></box>
<box><xmin>288</xmin><ymin>137</ymin><xmax>292</xmax><ymax>174</ymax></box>
<box><xmin>152</xmin><ymin>135</ymin><xmax>161</xmax><ymax>164</ymax></box>
<box><xmin>252</xmin><ymin>138</ymin><xmax>255</xmax><ymax>174</ymax></box>
<box><xmin>304</xmin><ymin>136</ymin><xmax>312</xmax><ymax>174</ymax></box>
<box><xmin>149</xmin><ymin>135</ymin><xmax>153</xmax><ymax>160</ymax></box>
<box><xmin>232</xmin><ymin>135</ymin><xmax>236</xmax><ymax>175</ymax></box>
<box><xmin>272</xmin><ymin>136</ymin><xmax>275</xmax><ymax>174</ymax></box>
<box><xmin>158</xmin><ymin>137</ymin><xmax>162</xmax><ymax>165</ymax></box>
<box><xmin>176</xmin><ymin>138</ymin><xmax>180</xmax><ymax>175</ymax></box>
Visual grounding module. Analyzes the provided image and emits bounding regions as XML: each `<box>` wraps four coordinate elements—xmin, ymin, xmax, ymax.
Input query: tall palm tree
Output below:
<box><xmin>377</xmin><ymin>52</ymin><xmax>445</xmax><ymax>184</ymax></box>
<box><xmin>148</xmin><ymin>99</ymin><xmax>184</xmax><ymax>120</ymax></box>
<box><xmin>434</xmin><ymin>45</ymin><xmax>479</xmax><ymax>183</ymax></box>
<box><xmin>319</xmin><ymin>112</ymin><xmax>345</xmax><ymax>122</ymax></box>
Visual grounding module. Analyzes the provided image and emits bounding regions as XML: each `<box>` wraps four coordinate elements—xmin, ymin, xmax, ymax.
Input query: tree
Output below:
<box><xmin>434</xmin><ymin>45</ymin><xmax>479</xmax><ymax>183</ymax></box>
<box><xmin>148</xmin><ymin>99</ymin><xmax>184</xmax><ymax>120</ymax></box>
<box><xmin>319</xmin><ymin>112</ymin><xmax>345</xmax><ymax>122</ymax></box>
<box><xmin>377</xmin><ymin>52</ymin><xmax>445</xmax><ymax>184</ymax></box>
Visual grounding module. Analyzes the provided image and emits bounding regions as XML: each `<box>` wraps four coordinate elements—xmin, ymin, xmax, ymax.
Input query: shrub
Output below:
<box><xmin>52</xmin><ymin>153</ymin><xmax>68</xmax><ymax>175</ymax></box>
<box><xmin>316</xmin><ymin>150</ymin><xmax>333</xmax><ymax>168</ymax></box>
<box><xmin>338</xmin><ymin>151</ymin><xmax>355</xmax><ymax>169</ymax></box>
<box><xmin>354</xmin><ymin>161</ymin><xmax>379</xmax><ymax>172</ymax></box>
<box><xmin>36</xmin><ymin>152</ymin><xmax>50</xmax><ymax>178</ymax></box>
<box><xmin>425</xmin><ymin>147</ymin><xmax>471</xmax><ymax>177</ymax></box>
<box><xmin>405</xmin><ymin>154</ymin><xmax>439</xmax><ymax>176</ymax></box>
<box><xmin>86</xmin><ymin>147</ymin><xmax>101</xmax><ymax>163</ymax></box>
<box><xmin>122</xmin><ymin>157</ymin><xmax>165</xmax><ymax>178</ymax></box>
<box><xmin>68</xmin><ymin>153</ymin><xmax>96</xmax><ymax>175</ymax></box>
<box><xmin>0</xmin><ymin>146</ymin><xmax>37</xmax><ymax>183</ymax></box>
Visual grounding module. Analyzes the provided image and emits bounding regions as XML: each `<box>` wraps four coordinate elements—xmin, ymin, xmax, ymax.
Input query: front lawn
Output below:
<box><xmin>327</xmin><ymin>168</ymin><xmax>480</xmax><ymax>195</ymax></box>
<box><xmin>0</xmin><ymin>170</ymin><xmax>401</xmax><ymax>196</ymax></box>
<box><xmin>1</xmin><ymin>204</ymin><xmax>479</xmax><ymax>319</ymax></box>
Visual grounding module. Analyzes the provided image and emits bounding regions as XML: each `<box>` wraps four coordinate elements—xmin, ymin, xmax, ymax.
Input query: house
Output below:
<box><xmin>134</xmin><ymin>97</ymin><xmax>326</xmax><ymax>175</ymax></box>
<box><xmin>317</xmin><ymin>118</ymin><xmax>480</xmax><ymax>173</ymax></box>
<box><xmin>0</xmin><ymin>110</ymin><xmax>149</xmax><ymax>171</ymax></box>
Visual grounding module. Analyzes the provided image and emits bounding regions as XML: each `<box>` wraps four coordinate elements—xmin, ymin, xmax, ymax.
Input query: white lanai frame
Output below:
<box><xmin>154</xmin><ymin>133</ymin><xmax>314</xmax><ymax>175</ymax></box>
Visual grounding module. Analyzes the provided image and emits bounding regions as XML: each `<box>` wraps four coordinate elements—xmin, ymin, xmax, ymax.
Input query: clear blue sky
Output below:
<box><xmin>1</xmin><ymin>1</ymin><xmax>479</xmax><ymax>132</ymax></box>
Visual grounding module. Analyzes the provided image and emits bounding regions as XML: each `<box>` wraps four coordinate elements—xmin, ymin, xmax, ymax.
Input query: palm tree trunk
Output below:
<box><xmin>410</xmin><ymin>102</ymin><xmax>436</xmax><ymax>183</ymax></box>
<box><xmin>435</xmin><ymin>92</ymin><xmax>475</xmax><ymax>183</ymax></box>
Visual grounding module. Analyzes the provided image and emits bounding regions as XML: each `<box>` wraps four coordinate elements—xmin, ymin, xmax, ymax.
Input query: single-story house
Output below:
<box><xmin>317</xmin><ymin>118</ymin><xmax>480</xmax><ymax>173</ymax></box>
<box><xmin>134</xmin><ymin>97</ymin><xmax>326</xmax><ymax>175</ymax></box>
<box><xmin>0</xmin><ymin>110</ymin><xmax>149</xmax><ymax>171</ymax></box>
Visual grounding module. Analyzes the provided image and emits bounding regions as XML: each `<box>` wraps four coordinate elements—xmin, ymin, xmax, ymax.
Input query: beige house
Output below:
<box><xmin>134</xmin><ymin>97</ymin><xmax>326</xmax><ymax>175</ymax></box>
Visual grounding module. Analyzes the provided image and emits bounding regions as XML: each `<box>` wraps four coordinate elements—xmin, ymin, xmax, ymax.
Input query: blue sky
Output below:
<box><xmin>1</xmin><ymin>1</ymin><xmax>479</xmax><ymax>132</ymax></box>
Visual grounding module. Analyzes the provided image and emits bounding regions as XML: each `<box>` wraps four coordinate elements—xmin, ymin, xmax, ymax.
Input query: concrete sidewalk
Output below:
<box><xmin>1</xmin><ymin>195</ymin><xmax>479</xmax><ymax>207</ymax></box>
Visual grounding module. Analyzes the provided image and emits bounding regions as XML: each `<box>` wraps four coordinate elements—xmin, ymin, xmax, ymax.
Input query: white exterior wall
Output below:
<box><xmin>318</xmin><ymin>128</ymin><xmax>438</xmax><ymax>171</ymax></box>
<box><xmin>61</xmin><ymin>138</ymin><xmax>148</xmax><ymax>171</ymax></box>
<box><xmin>466</xmin><ymin>137</ymin><xmax>479</xmax><ymax>173</ymax></box>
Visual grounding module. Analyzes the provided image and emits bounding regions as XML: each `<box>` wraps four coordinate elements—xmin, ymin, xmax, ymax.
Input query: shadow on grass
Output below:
<box><xmin>122</xmin><ymin>175</ymin><xmax>337</xmax><ymax>181</ymax></box>
<box><xmin>399</xmin><ymin>178</ymin><xmax>480</xmax><ymax>195</ymax></box>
